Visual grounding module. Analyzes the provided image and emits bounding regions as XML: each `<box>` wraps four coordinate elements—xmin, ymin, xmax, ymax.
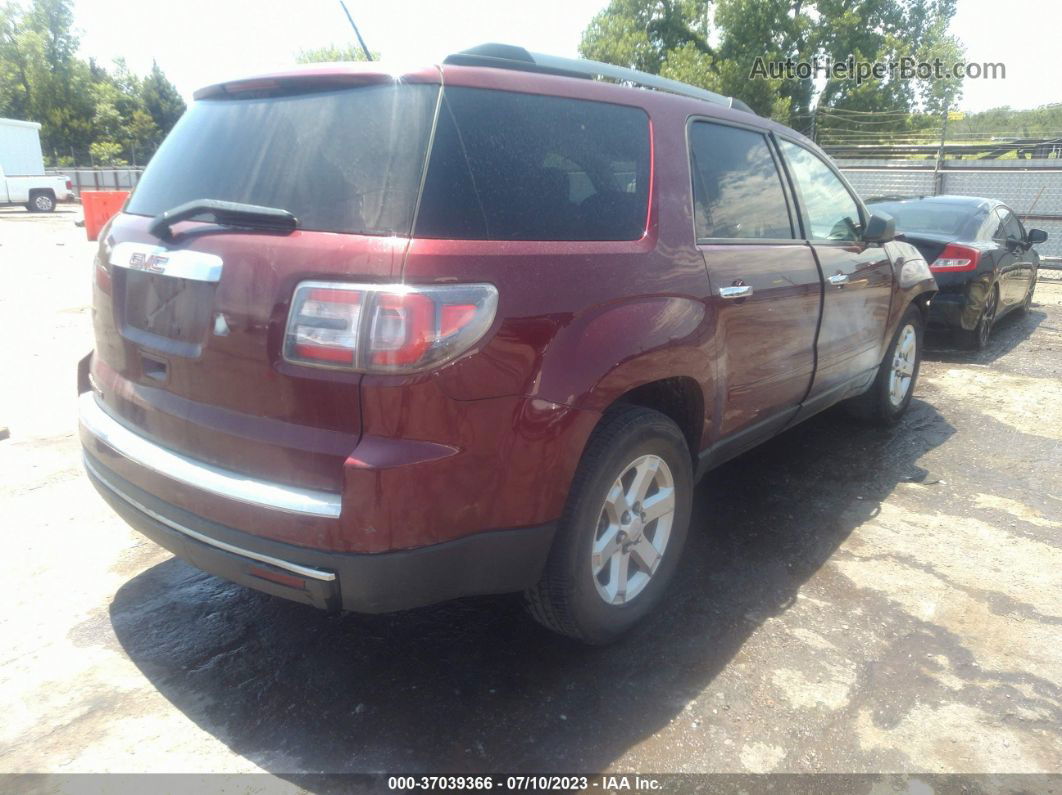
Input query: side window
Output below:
<box><xmin>779</xmin><ymin>140</ymin><xmax>862</xmax><ymax>242</ymax></box>
<box><xmin>988</xmin><ymin>210</ymin><xmax>1007</xmax><ymax>243</ymax></box>
<box><xmin>688</xmin><ymin>121</ymin><xmax>794</xmax><ymax>240</ymax></box>
<box><xmin>999</xmin><ymin>208</ymin><xmax>1024</xmax><ymax>242</ymax></box>
<box><xmin>415</xmin><ymin>87</ymin><xmax>650</xmax><ymax>241</ymax></box>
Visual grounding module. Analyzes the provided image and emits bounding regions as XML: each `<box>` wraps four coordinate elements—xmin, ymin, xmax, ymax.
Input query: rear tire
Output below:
<box><xmin>27</xmin><ymin>191</ymin><xmax>56</xmax><ymax>213</ymax></box>
<box><xmin>845</xmin><ymin>304</ymin><xmax>923</xmax><ymax>425</ymax></box>
<box><xmin>524</xmin><ymin>405</ymin><xmax>693</xmax><ymax>644</ymax></box>
<box><xmin>1017</xmin><ymin>279</ymin><xmax>1035</xmax><ymax>314</ymax></box>
<box><xmin>956</xmin><ymin>284</ymin><xmax>998</xmax><ymax>350</ymax></box>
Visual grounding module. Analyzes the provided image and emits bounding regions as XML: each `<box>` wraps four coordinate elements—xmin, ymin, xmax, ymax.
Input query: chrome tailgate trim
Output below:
<box><xmin>78</xmin><ymin>391</ymin><xmax>342</xmax><ymax>519</ymax></box>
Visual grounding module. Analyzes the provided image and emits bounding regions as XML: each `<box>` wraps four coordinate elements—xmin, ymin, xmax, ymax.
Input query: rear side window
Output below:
<box><xmin>415</xmin><ymin>87</ymin><xmax>650</xmax><ymax>241</ymax></box>
<box><xmin>996</xmin><ymin>208</ymin><xmax>1024</xmax><ymax>242</ymax></box>
<box><xmin>126</xmin><ymin>84</ymin><xmax>438</xmax><ymax>236</ymax></box>
<box><xmin>688</xmin><ymin>121</ymin><xmax>793</xmax><ymax>240</ymax></box>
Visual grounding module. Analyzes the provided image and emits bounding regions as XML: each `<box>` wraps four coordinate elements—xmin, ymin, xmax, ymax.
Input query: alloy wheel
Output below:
<box><xmin>888</xmin><ymin>323</ymin><xmax>917</xmax><ymax>407</ymax></box>
<box><xmin>978</xmin><ymin>289</ymin><xmax>997</xmax><ymax>347</ymax></box>
<box><xmin>591</xmin><ymin>454</ymin><xmax>675</xmax><ymax>605</ymax></box>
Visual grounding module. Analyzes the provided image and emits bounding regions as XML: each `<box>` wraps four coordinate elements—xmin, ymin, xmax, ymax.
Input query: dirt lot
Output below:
<box><xmin>1</xmin><ymin>207</ymin><xmax>1059</xmax><ymax>779</ymax></box>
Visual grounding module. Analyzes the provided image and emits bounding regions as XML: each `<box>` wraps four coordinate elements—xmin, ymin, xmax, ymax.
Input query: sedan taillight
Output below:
<box><xmin>283</xmin><ymin>282</ymin><xmax>498</xmax><ymax>373</ymax></box>
<box><xmin>930</xmin><ymin>244</ymin><xmax>980</xmax><ymax>272</ymax></box>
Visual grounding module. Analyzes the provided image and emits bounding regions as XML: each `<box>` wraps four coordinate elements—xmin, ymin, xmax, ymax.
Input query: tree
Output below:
<box><xmin>89</xmin><ymin>140</ymin><xmax>125</xmax><ymax>165</ymax></box>
<box><xmin>1</xmin><ymin>1</ymin><xmax>186</xmax><ymax>164</ymax></box>
<box><xmin>141</xmin><ymin>60</ymin><xmax>186</xmax><ymax>137</ymax></box>
<box><xmin>295</xmin><ymin>43</ymin><xmax>377</xmax><ymax>63</ymax></box>
<box><xmin>580</xmin><ymin>0</ymin><xmax>964</xmax><ymax>124</ymax></box>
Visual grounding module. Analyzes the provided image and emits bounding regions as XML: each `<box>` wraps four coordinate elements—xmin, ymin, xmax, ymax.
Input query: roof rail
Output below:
<box><xmin>443</xmin><ymin>44</ymin><xmax>755</xmax><ymax>114</ymax></box>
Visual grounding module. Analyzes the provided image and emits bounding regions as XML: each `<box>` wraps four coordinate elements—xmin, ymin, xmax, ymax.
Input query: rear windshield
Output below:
<box><xmin>869</xmin><ymin>201</ymin><xmax>975</xmax><ymax>238</ymax></box>
<box><xmin>126</xmin><ymin>83</ymin><xmax>438</xmax><ymax>236</ymax></box>
<box><xmin>415</xmin><ymin>87</ymin><xmax>651</xmax><ymax>241</ymax></box>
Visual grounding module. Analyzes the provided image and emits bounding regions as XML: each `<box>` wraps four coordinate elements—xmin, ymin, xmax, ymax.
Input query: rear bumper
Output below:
<box><xmin>85</xmin><ymin>451</ymin><xmax>556</xmax><ymax>613</ymax></box>
<box><xmin>927</xmin><ymin>292</ymin><xmax>968</xmax><ymax>329</ymax></box>
<box><xmin>926</xmin><ymin>275</ymin><xmax>992</xmax><ymax>332</ymax></box>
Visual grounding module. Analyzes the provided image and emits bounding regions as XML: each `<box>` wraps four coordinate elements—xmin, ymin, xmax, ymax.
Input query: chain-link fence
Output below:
<box><xmin>45</xmin><ymin>167</ymin><xmax>143</xmax><ymax>196</ymax></box>
<box><xmin>836</xmin><ymin>159</ymin><xmax>1062</xmax><ymax>266</ymax></box>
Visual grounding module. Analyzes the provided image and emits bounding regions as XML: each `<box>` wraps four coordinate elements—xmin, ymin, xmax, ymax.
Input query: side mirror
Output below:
<box><xmin>863</xmin><ymin>211</ymin><xmax>895</xmax><ymax>244</ymax></box>
<box><xmin>1026</xmin><ymin>228</ymin><xmax>1048</xmax><ymax>245</ymax></box>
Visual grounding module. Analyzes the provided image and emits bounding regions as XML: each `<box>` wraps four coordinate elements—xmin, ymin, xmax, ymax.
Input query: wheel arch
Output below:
<box><xmin>610</xmin><ymin>377</ymin><xmax>704</xmax><ymax>463</ymax></box>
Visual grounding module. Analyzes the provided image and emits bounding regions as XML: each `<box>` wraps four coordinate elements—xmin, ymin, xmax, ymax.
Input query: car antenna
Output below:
<box><xmin>338</xmin><ymin>1</ymin><xmax>373</xmax><ymax>61</ymax></box>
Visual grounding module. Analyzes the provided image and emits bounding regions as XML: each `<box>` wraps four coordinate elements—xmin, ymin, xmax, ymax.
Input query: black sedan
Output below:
<box><xmin>867</xmin><ymin>195</ymin><xmax>1047</xmax><ymax>349</ymax></box>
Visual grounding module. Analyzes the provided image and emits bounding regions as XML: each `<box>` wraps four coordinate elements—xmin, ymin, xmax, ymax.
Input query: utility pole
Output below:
<box><xmin>933</xmin><ymin>104</ymin><xmax>949</xmax><ymax>196</ymax></box>
<box><xmin>338</xmin><ymin>1</ymin><xmax>373</xmax><ymax>61</ymax></box>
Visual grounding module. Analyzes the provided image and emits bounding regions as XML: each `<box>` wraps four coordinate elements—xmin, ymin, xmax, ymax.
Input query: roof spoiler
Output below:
<box><xmin>443</xmin><ymin>43</ymin><xmax>756</xmax><ymax>114</ymax></box>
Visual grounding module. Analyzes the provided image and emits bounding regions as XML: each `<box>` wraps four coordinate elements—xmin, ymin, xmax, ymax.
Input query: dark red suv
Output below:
<box><xmin>79</xmin><ymin>45</ymin><xmax>936</xmax><ymax>643</ymax></box>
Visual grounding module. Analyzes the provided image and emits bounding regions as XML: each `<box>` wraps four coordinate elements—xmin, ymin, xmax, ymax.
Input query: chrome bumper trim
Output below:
<box><xmin>78</xmin><ymin>391</ymin><xmax>342</xmax><ymax>519</ymax></box>
<box><xmin>84</xmin><ymin>454</ymin><xmax>337</xmax><ymax>582</ymax></box>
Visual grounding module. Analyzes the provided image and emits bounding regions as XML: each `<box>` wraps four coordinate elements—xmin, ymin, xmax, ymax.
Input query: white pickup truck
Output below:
<box><xmin>0</xmin><ymin>165</ymin><xmax>74</xmax><ymax>212</ymax></box>
<box><xmin>1</xmin><ymin>117</ymin><xmax>75</xmax><ymax>212</ymax></box>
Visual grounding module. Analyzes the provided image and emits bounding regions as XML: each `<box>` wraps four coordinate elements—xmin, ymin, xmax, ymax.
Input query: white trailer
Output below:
<box><xmin>0</xmin><ymin>118</ymin><xmax>74</xmax><ymax>212</ymax></box>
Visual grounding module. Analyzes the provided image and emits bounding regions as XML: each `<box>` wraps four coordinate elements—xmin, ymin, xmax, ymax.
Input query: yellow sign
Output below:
<box><xmin>947</xmin><ymin>111</ymin><xmax>966</xmax><ymax>121</ymax></box>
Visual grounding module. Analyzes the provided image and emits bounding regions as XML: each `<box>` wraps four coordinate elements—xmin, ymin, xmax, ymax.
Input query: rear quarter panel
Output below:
<box><xmin>398</xmin><ymin>78</ymin><xmax>717</xmax><ymax>444</ymax></box>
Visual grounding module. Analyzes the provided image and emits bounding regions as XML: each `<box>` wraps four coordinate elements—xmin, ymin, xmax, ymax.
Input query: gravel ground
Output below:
<box><xmin>0</xmin><ymin>207</ymin><xmax>1059</xmax><ymax>780</ymax></box>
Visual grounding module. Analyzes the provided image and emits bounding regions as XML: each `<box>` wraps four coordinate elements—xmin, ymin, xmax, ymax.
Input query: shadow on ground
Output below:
<box><xmin>109</xmin><ymin>399</ymin><xmax>954</xmax><ymax>775</ymax></box>
<box><xmin>924</xmin><ymin>305</ymin><xmax>1045</xmax><ymax>365</ymax></box>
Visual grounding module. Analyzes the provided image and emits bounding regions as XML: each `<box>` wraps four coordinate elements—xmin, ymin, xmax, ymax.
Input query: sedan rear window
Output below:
<box><xmin>415</xmin><ymin>87</ymin><xmax>651</xmax><ymax>241</ymax></box>
<box><xmin>126</xmin><ymin>84</ymin><xmax>439</xmax><ymax>236</ymax></box>
<box><xmin>868</xmin><ymin>201</ymin><xmax>974</xmax><ymax>238</ymax></box>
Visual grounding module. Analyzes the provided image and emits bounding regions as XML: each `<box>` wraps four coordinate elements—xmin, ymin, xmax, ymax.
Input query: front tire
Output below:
<box><xmin>524</xmin><ymin>405</ymin><xmax>693</xmax><ymax>644</ymax></box>
<box><xmin>845</xmin><ymin>304</ymin><xmax>924</xmax><ymax>425</ymax></box>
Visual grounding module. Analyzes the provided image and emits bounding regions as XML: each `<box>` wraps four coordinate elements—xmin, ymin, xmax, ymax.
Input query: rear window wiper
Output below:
<box><xmin>149</xmin><ymin>199</ymin><xmax>298</xmax><ymax>240</ymax></box>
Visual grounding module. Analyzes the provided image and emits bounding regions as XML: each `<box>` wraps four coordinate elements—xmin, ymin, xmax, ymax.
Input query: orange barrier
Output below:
<box><xmin>82</xmin><ymin>190</ymin><xmax>130</xmax><ymax>242</ymax></box>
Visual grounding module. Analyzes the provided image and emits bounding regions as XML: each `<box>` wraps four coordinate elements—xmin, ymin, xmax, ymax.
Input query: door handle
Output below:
<box><xmin>828</xmin><ymin>273</ymin><xmax>849</xmax><ymax>286</ymax></box>
<box><xmin>720</xmin><ymin>284</ymin><xmax>753</xmax><ymax>299</ymax></box>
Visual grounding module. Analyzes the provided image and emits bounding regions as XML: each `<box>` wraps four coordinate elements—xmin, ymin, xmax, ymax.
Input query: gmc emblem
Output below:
<box><xmin>129</xmin><ymin>252</ymin><xmax>168</xmax><ymax>274</ymax></box>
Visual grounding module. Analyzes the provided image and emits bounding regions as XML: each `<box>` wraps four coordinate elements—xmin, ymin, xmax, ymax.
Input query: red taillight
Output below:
<box><xmin>283</xmin><ymin>282</ymin><xmax>498</xmax><ymax>373</ymax></box>
<box><xmin>370</xmin><ymin>291</ymin><xmax>435</xmax><ymax>366</ymax></box>
<box><xmin>440</xmin><ymin>304</ymin><xmax>477</xmax><ymax>337</ymax></box>
<box><xmin>65</xmin><ymin>179</ymin><xmax>73</xmax><ymax>190</ymax></box>
<box><xmin>930</xmin><ymin>244</ymin><xmax>980</xmax><ymax>272</ymax></box>
<box><xmin>289</xmin><ymin>287</ymin><xmax>362</xmax><ymax>365</ymax></box>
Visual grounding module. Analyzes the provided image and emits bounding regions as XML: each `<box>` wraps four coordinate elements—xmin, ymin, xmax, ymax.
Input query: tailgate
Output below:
<box><xmin>89</xmin><ymin>213</ymin><xmax>403</xmax><ymax>492</ymax></box>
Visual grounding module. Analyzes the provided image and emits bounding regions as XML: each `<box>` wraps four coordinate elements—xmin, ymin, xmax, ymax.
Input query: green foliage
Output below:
<box><xmin>295</xmin><ymin>43</ymin><xmax>378</xmax><ymax>64</ymax></box>
<box><xmin>949</xmin><ymin>104</ymin><xmax>1062</xmax><ymax>141</ymax></box>
<box><xmin>0</xmin><ymin>0</ymin><xmax>186</xmax><ymax>165</ymax></box>
<box><xmin>141</xmin><ymin>60</ymin><xmax>185</xmax><ymax>135</ymax></box>
<box><xmin>89</xmin><ymin>140</ymin><xmax>125</xmax><ymax>165</ymax></box>
<box><xmin>581</xmin><ymin>0</ymin><xmax>963</xmax><ymax>127</ymax></box>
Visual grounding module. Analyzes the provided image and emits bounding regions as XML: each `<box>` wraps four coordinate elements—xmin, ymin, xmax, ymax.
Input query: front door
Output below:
<box><xmin>995</xmin><ymin>206</ymin><xmax>1032</xmax><ymax>306</ymax></box>
<box><xmin>689</xmin><ymin>120</ymin><xmax>821</xmax><ymax>460</ymax></box>
<box><xmin>777</xmin><ymin>139</ymin><xmax>894</xmax><ymax>401</ymax></box>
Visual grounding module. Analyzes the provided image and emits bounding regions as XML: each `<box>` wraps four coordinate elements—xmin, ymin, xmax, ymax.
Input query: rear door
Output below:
<box><xmin>777</xmin><ymin>139</ymin><xmax>893</xmax><ymax>401</ymax></box>
<box><xmin>995</xmin><ymin>206</ymin><xmax>1031</xmax><ymax>305</ymax></box>
<box><xmin>689</xmin><ymin>120</ymin><xmax>821</xmax><ymax>456</ymax></box>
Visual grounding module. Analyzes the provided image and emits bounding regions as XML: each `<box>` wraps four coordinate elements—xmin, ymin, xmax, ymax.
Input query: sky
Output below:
<box><xmin>70</xmin><ymin>0</ymin><xmax>1061</xmax><ymax>113</ymax></box>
